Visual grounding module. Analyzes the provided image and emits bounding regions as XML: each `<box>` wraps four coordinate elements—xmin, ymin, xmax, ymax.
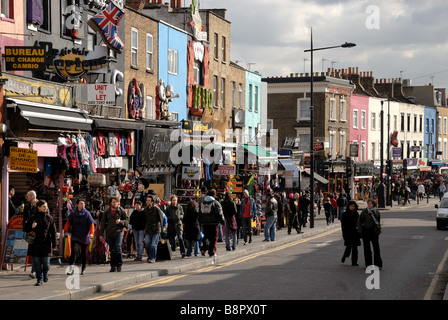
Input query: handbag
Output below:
<box><xmin>25</xmin><ymin>231</ymin><xmax>36</xmax><ymax>244</ymax></box>
<box><xmin>369</xmin><ymin>210</ymin><xmax>382</xmax><ymax>235</ymax></box>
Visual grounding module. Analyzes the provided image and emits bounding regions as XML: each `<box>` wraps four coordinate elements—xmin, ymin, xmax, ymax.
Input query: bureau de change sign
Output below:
<box><xmin>10</xmin><ymin>147</ymin><xmax>38</xmax><ymax>173</ymax></box>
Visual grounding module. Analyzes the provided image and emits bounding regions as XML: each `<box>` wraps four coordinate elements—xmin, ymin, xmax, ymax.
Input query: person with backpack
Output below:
<box><xmin>323</xmin><ymin>197</ymin><xmax>333</xmax><ymax>225</ymax></box>
<box><xmin>199</xmin><ymin>189</ymin><xmax>225</xmax><ymax>257</ymax></box>
<box><xmin>99</xmin><ymin>197</ymin><xmax>129</xmax><ymax>272</ymax></box>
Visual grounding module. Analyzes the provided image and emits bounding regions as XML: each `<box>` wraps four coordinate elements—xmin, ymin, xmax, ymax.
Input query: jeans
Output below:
<box><xmin>224</xmin><ymin>226</ymin><xmax>237</xmax><ymax>250</ymax></box>
<box><xmin>33</xmin><ymin>256</ymin><xmax>50</xmax><ymax>283</ymax></box>
<box><xmin>241</xmin><ymin>217</ymin><xmax>252</xmax><ymax>243</ymax></box>
<box><xmin>69</xmin><ymin>240</ymin><xmax>88</xmax><ymax>269</ymax></box>
<box><xmin>145</xmin><ymin>233</ymin><xmax>160</xmax><ymax>261</ymax></box>
<box><xmin>133</xmin><ymin>230</ymin><xmax>145</xmax><ymax>259</ymax></box>
<box><xmin>187</xmin><ymin>240</ymin><xmax>200</xmax><ymax>256</ymax></box>
<box><xmin>264</xmin><ymin>215</ymin><xmax>277</xmax><ymax>241</ymax></box>
<box><xmin>338</xmin><ymin>206</ymin><xmax>346</xmax><ymax>220</ymax></box>
<box><xmin>169</xmin><ymin>228</ymin><xmax>186</xmax><ymax>255</ymax></box>
<box><xmin>106</xmin><ymin>235</ymin><xmax>123</xmax><ymax>268</ymax></box>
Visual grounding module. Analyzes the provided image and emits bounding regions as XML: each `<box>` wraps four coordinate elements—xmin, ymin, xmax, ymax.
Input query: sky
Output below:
<box><xmin>198</xmin><ymin>0</ymin><xmax>448</xmax><ymax>91</ymax></box>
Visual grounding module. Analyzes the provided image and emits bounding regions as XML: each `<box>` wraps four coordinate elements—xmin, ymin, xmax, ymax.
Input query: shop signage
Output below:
<box><xmin>218</xmin><ymin>165</ymin><xmax>236</xmax><ymax>176</ymax></box>
<box><xmin>283</xmin><ymin>137</ymin><xmax>300</xmax><ymax>149</ymax></box>
<box><xmin>2</xmin><ymin>215</ymin><xmax>28</xmax><ymax>264</ymax></box>
<box><xmin>182</xmin><ymin>121</ymin><xmax>214</xmax><ymax>135</ymax></box>
<box><xmin>4</xmin><ymin>46</ymin><xmax>46</xmax><ymax>71</ymax></box>
<box><xmin>10</xmin><ymin>147</ymin><xmax>38</xmax><ymax>173</ymax></box>
<box><xmin>187</xmin><ymin>0</ymin><xmax>207</xmax><ymax>41</ymax></box>
<box><xmin>39</xmin><ymin>42</ymin><xmax>109</xmax><ymax>81</ymax></box>
<box><xmin>328</xmin><ymin>86</ymin><xmax>352</xmax><ymax>96</ymax></box>
<box><xmin>313</xmin><ymin>142</ymin><xmax>324</xmax><ymax>152</ymax></box>
<box><xmin>140</xmin><ymin>127</ymin><xmax>173</xmax><ymax>166</ymax></box>
<box><xmin>182</xmin><ymin>166</ymin><xmax>202</xmax><ymax>180</ymax></box>
<box><xmin>392</xmin><ymin>147</ymin><xmax>402</xmax><ymax>158</ymax></box>
<box><xmin>87</xmin><ymin>84</ymin><xmax>115</xmax><ymax>105</ymax></box>
<box><xmin>349</xmin><ymin>144</ymin><xmax>359</xmax><ymax>157</ymax></box>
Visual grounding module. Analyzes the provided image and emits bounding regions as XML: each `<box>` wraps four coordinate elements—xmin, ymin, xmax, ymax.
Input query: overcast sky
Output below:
<box><xmin>198</xmin><ymin>0</ymin><xmax>448</xmax><ymax>91</ymax></box>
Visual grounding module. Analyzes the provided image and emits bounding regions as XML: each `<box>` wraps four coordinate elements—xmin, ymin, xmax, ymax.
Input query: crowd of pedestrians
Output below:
<box><xmin>14</xmin><ymin>183</ymin><xmax>391</xmax><ymax>287</ymax></box>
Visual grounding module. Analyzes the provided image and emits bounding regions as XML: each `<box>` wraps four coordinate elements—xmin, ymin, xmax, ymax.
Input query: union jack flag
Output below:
<box><xmin>91</xmin><ymin>2</ymin><xmax>124</xmax><ymax>51</ymax></box>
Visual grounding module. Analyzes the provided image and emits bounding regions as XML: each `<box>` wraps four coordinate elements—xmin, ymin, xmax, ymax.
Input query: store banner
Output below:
<box><xmin>182</xmin><ymin>166</ymin><xmax>201</xmax><ymax>180</ymax></box>
<box><xmin>9</xmin><ymin>147</ymin><xmax>38</xmax><ymax>173</ymax></box>
<box><xmin>140</xmin><ymin>127</ymin><xmax>173</xmax><ymax>166</ymax></box>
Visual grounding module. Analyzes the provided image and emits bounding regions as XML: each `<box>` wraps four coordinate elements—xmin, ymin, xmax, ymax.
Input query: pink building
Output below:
<box><xmin>350</xmin><ymin>94</ymin><xmax>369</xmax><ymax>162</ymax></box>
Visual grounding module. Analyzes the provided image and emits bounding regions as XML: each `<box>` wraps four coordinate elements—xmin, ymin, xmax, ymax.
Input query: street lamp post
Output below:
<box><xmin>304</xmin><ymin>29</ymin><xmax>356</xmax><ymax>228</ymax></box>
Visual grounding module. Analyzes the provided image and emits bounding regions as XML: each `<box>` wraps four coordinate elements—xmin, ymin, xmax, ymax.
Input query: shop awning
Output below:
<box><xmin>279</xmin><ymin>158</ymin><xmax>299</xmax><ymax>177</ymax></box>
<box><xmin>303</xmin><ymin>169</ymin><xmax>329</xmax><ymax>184</ymax></box>
<box><xmin>93</xmin><ymin>117</ymin><xmax>145</xmax><ymax>130</ymax></box>
<box><xmin>8</xmin><ymin>98</ymin><xmax>93</xmax><ymax>131</ymax></box>
<box><xmin>242</xmin><ymin>144</ymin><xmax>277</xmax><ymax>164</ymax></box>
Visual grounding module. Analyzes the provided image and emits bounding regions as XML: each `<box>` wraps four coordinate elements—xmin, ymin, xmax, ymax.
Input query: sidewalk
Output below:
<box><xmin>0</xmin><ymin>197</ymin><xmax>444</xmax><ymax>300</ymax></box>
<box><xmin>0</xmin><ymin>213</ymin><xmax>340</xmax><ymax>300</ymax></box>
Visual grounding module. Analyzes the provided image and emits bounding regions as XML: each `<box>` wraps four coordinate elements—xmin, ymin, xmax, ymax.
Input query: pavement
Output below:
<box><xmin>0</xmin><ymin>196</ymin><xmax>446</xmax><ymax>300</ymax></box>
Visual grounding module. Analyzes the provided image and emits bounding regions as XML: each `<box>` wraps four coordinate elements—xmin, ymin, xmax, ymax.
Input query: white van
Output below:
<box><xmin>435</xmin><ymin>193</ymin><xmax>448</xmax><ymax>230</ymax></box>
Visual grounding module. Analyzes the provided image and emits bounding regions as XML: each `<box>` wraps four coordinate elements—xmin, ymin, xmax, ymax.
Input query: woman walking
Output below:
<box><xmin>221</xmin><ymin>192</ymin><xmax>238</xmax><ymax>251</ymax></box>
<box><xmin>23</xmin><ymin>200</ymin><xmax>57</xmax><ymax>286</ymax></box>
<box><xmin>183</xmin><ymin>199</ymin><xmax>201</xmax><ymax>256</ymax></box>
<box><xmin>65</xmin><ymin>199</ymin><xmax>95</xmax><ymax>275</ymax></box>
<box><xmin>357</xmin><ymin>199</ymin><xmax>383</xmax><ymax>269</ymax></box>
<box><xmin>341</xmin><ymin>200</ymin><xmax>361</xmax><ymax>266</ymax></box>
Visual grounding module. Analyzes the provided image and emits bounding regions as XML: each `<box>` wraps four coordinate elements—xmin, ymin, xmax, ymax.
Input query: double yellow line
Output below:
<box><xmin>90</xmin><ymin>228</ymin><xmax>340</xmax><ymax>300</ymax></box>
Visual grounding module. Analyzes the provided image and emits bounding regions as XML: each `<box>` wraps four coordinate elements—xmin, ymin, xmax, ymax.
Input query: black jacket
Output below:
<box><xmin>24</xmin><ymin>210</ymin><xmax>57</xmax><ymax>257</ymax></box>
<box><xmin>341</xmin><ymin>207</ymin><xmax>361</xmax><ymax>247</ymax></box>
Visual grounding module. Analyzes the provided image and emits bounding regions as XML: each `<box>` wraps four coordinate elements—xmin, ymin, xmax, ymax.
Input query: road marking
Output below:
<box><xmin>89</xmin><ymin>228</ymin><xmax>341</xmax><ymax>300</ymax></box>
<box><xmin>424</xmin><ymin>248</ymin><xmax>448</xmax><ymax>300</ymax></box>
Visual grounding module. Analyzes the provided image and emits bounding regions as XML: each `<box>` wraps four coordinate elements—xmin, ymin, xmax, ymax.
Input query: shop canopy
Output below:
<box><xmin>279</xmin><ymin>157</ymin><xmax>299</xmax><ymax>177</ymax></box>
<box><xmin>303</xmin><ymin>168</ymin><xmax>329</xmax><ymax>184</ymax></box>
<box><xmin>8</xmin><ymin>98</ymin><xmax>93</xmax><ymax>131</ymax></box>
<box><xmin>242</xmin><ymin>144</ymin><xmax>277</xmax><ymax>164</ymax></box>
<box><xmin>92</xmin><ymin>117</ymin><xmax>145</xmax><ymax>131</ymax></box>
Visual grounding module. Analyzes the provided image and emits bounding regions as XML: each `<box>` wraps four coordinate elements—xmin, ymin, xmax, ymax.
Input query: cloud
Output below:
<box><xmin>200</xmin><ymin>0</ymin><xmax>448</xmax><ymax>88</ymax></box>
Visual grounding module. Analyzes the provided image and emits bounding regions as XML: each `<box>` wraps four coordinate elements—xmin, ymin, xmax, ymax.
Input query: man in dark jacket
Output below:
<box><xmin>264</xmin><ymin>192</ymin><xmax>278</xmax><ymax>241</ymax></box>
<box><xmin>166</xmin><ymin>195</ymin><xmax>186</xmax><ymax>257</ymax></box>
<box><xmin>144</xmin><ymin>195</ymin><xmax>164</xmax><ymax>263</ymax></box>
<box><xmin>199</xmin><ymin>189</ymin><xmax>225</xmax><ymax>257</ymax></box>
<box><xmin>99</xmin><ymin>197</ymin><xmax>129</xmax><ymax>272</ymax></box>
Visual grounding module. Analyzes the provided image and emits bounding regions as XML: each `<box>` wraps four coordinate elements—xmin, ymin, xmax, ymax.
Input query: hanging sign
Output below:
<box><xmin>9</xmin><ymin>147</ymin><xmax>38</xmax><ymax>173</ymax></box>
<box><xmin>182</xmin><ymin>166</ymin><xmax>201</xmax><ymax>180</ymax></box>
<box><xmin>4</xmin><ymin>46</ymin><xmax>47</xmax><ymax>71</ymax></box>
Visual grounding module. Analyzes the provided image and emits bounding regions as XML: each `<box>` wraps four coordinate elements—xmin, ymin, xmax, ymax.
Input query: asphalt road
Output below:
<box><xmin>88</xmin><ymin>204</ymin><xmax>448</xmax><ymax>302</ymax></box>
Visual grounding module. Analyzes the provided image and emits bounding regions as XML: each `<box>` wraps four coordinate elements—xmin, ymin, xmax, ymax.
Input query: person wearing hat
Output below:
<box><xmin>341</xmin><ymin>200</ymin><xmax>361</xmax><ymax>266</ymax></box>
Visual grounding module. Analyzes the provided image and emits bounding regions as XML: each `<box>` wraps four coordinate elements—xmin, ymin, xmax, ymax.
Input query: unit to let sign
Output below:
<box><xmin>87</xmin><ymin>84</ymin><xmax>115</xmax><ymax>106</ymax></box>
<box><xmin>10</xmin><ymin>147</ymin><xmax>38</xmax><ymax>173</ymax></box>
<box><xmin>4</xmin><ymin>46</ymin><xmax>47</xmax><ymax>71</ymax></box>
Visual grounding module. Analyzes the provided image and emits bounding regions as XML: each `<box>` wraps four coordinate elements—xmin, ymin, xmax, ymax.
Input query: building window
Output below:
<box><xmin>298</xmin><ymin>99</ymin><xmax>311</xmax><ymax>120</ymax></box>
<box><xmin>415</xmin><ymin>115</ymin><xmax>418</xmax><ymax>132</ymax></box>
<box><xmin>193</xmin><ymin>61</ymin><xmax>202</xmax><ymax>85</ymax></box>
<box><xmin>353</xmin><ymin>110</ymin><xmax>358</xmax><ymax>129</ymax></box>
<box><xmin>239</xmin><ymin>84</ymin><xmax>243</xmax><ymax>107</ymax></box>
<box><xmin>419</xmin><ymin>115</ymin><xmax>423</xmax><ymax>132</ymax></box>
<box><xmin>232</xmin><ymin>81</ymin><xmax>236</xmax><ymax>106</ymax></box>
<box><xmin>394</xmin><ymin>115</ymin><xmax>397</xmax><ymax>131</ymax></box>
<box><xmin>213</xmin><ymin>76</ymin><xmax>218</xmax><ymax>107</ymax></box>
<box><xmin>214</xmin><ymin>33</ymin><xmax>219</xmax><ymax>59</ymax></box>
<box><xmin>361</xmin><ymin>141</ymin><xmax>366</xmax><ymax>162</ymax></box>
<box><xmin>249</xmin><ymin>84</ymin><xmax>253</xmax><ymax>111</ymax></box>
<box><xmin>146</xmin><ymin>33</ymin><xmax>153</xmax><ymax>71</ymax></box>
<box><xmin>221</xmin><ymin>78</ymin><xmax>225</xmax><ymax>107</ymax></box>
<box><xmin>86</xmin><ymin>13</ymin><xmax>96</xmax><ymax>51</ymax></box>
<box><xmin>361</xmin><ymin>110</ymin><xmax>366</xmax><ymax>129</ymax></box>
<box><xmin>168</xmin><ymin>49</ymin><xmax>178</xmax><ymax>75</ymax></box>
<box><xmin>131</xmin><ymin>28</ymin><xmax>138</xmax><ymax>67</ymax></box>
<box><xmin>340</xmin><ymin>100</ymin><xmax>346</xmax><ymax>121</ymax></box>
<box><xmin>1</xmin><ymin>0</ymin><xmax>13</xmax><ymax>18</ymax></box>
<box><xmin>146</xmin><ymin>96</ymin><xmax>155</xmax><ymax>120</ymax></box>
<box><xmin>221</xmin><ymin>36</ymin><xmax>226</xmax><ymax>62</ymax></box>
<box><xmin>254</xmin><ymin>86</ymin><xmax>258</xmax><ymax>112</ymax></box>
<box><xmin>37</xmin><ymin>0</ymin><xmax>50</xmax><ymax>32</ymax></box>
<box><xmin>401</xmin><ymin>113</ymin><xmax>405</xmax><ymax>131</ymax></box>
<box><xmin>407</xmin><ymin>114</ymin><xmax>411</xmax><ymax>132</ymax></box>
<box><xmin>371</xmin><ymin>142</ymin><xmax>376</xmax><ymax>160</ymax></box>
<box><xmin>444</xmin><ymin>117</ymin><xmax>447</xmax><ymax>134</ymax></box>
<box><xmin>329</xmin><ymin>98</ymin><xmax>335</xmax><ymax>120</ymax></box>
<box><xmin>371</xmin><ymin>112</ymin><xmax>376</xmax><ymax>130</ymax></box>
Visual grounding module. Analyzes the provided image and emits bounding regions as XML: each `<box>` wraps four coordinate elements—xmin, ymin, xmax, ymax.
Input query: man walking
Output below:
<box><xmin>239</xmin><ymin>190</ymin><xmax>257</xmax><ymax>245</ymax></box>
<box><xmin>264</xmin><ymin>192</ymin><xmax>278</xmax><ymax>241</ymax></box>
<box><xmin>199</xmin><ymin>189</ymin><xmax>225</xmax><ymax>257</ymax></box>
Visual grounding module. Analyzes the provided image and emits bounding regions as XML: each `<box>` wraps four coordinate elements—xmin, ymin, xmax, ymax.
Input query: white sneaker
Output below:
<box><xmin>29</xmin><ymin>272</ymin><xmax>36</xmax><ymax>279</ymax></box>
<box><xmin>66</xmin><ymin>265</ymin><xmax>74</xmax><ymax>275</ymax></box>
